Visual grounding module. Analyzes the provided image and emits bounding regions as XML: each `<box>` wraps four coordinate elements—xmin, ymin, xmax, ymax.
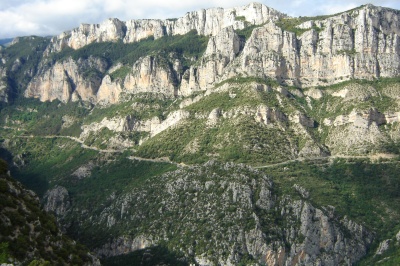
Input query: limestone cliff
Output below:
<box><xmin>170</xmin><ymin>4</ymin><xmax>400</xmax><ymax>94</ymax></box>
<box><xmin>25</xmin><ymin>57</ymin><xmax>108</xmax><ymax>103</ymax></box>
<box><xmin>15</xmin><ymin>4</ymin><xmax>400</xmax><ymax>105</ymax></box>
<box><xmin>231</xmin><ymin>4</ymin><xmax>400</xmax><ymax>87</ymax></box>
<box><xmin>79</xmin><ymin>162</ymin><xmax>373</xmax><ymax>265</ymax></box>
<box><xmin>124</xmin><ymin>55</ymin><xmax>178</xmax><ymax>97</ymax></box>
<box><xmin>45</xmin><ymin>2</ymin><xmax>285</xmax><ymax>53</ymax></box>
<box><xmin>0</xmin><ymin>66</ymin><xmax>8</xmax><ymax>102</ymax></box>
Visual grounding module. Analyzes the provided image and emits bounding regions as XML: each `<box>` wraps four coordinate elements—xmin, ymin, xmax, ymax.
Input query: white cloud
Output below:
<box><xmin>1</xmin><ymin>0</ymin><xmax>400</xmax><ymax>39</ymax></box>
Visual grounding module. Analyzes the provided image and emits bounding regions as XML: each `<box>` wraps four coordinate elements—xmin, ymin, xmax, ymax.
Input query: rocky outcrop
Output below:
<box><xmin>123</xmin><ymin>56</ymin><xmax>177</xmax><ymax>97</ymax></box>
<box><xmin>240</xmin><ymin>21</ymin><xmax>300</xmax><ymax>86</ymax></box>
<box><xmin>142</xmin><ymin>110</ymin><xmax>190</xmax><ymax>137</ymax></box>
<box><xmin>20</xmin><ymin>4</ymin><xmax>400</xmax><ymax>104</ymax></box>
<box><xmin>74</xmin><ymin>162</ymin><xmax>372</xmax><ymax>265</ymax></box>
<box><xmin>43</xmin><ymin>186</ymin><xmax>71</xmax><ymax>217</ymax></box>
<box><xmin>45</xmin><ymin>3</ymin><xmax>285</xmax><ymax>53</ymax></box>
<box><xmin>330</xmin><ymin>83</ymin><xmax>378</xmax><ymax>101</ymax></box>
<box><xmin>375</xmin><ymin>239</ymin><xmax>391</xmax><ymax>255</ymax></box>
<box><xmin>255</xmin><ymin>105</ymin><xmax>287</xmax><ymax>125</ymax></box>
<box><xmin>0</xmin><ymin>66</ymin><xmax>8</xmax><ymax>102</ymax></box>
<box><xmin>95</xmin><ymin>235</ymin><xmax>156</xmax><ymax>257</ymax></box>
<box><xmin>25</xmin><ymin>57</ymin><xmax>107</xmax><ymax>103</ymax></box>
<box><xmin>289</xmin><ymin>111</ymin><xmax>315</xmax><ymax>128</ymax></box>
<box><xmin>230</xmin><ymin>5</ymin><xmax>400</xmax><ymax>87</ymax></box>
<box><xmin>324</xmin><ymin>108</ymin><xmax>392</xmax><ymax>155</ymax></box>
<box><xmin>80</xmin><ymin>115</ymin><xmax>138</xmax><ymax>140</ymax></box>
<box><xmin>304</xmin><ymin>88</ymin><xmax>323</xmax><ymax>99</ymax></box>
<box><xmin>180</xmin><ymin>26</ymin><xmax>242</xmax><ymax>95</ymax></box>
<box><xmin>72</xmin><ymin>162</ymin><xmax>95</xmax><ymax>179</ymax></box>
<box><xmin>80</xmin><ymin>110</ymin><xmax>190</xmax><ymax>140</ymax></box>
<box><xmin>324</xmin><ymin>108</ymin><xmax>397</xmax><ymax>127</ymax></box>
<box><xmin>97</xmin><ymin>75</ymin><xmax>122</xmax><ymax>105</ymax></box>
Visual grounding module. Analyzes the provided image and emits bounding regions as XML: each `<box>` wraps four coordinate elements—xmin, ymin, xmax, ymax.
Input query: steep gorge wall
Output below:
<box><xmin>45</xmin><ymin>2</ymin><xmax>285</xmax><ymax>53</ymax></box>
<box><xmin>64</xmin><ymin>162</ymin><xmax>372</xmax><ymax>265</ymax></box>
<box><xmin>219</xmin><ymin>5</ymin><xmax>400</xmax><ymax>87</ymax></box>
<box><xmin>22</xmin><ymin>4</ymin><xmax>400</xmax><ymax>104</ymax></box>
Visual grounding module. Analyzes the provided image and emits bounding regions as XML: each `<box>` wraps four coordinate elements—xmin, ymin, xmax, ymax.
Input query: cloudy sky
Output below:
<box><xmin>1</xmin><ymin>0</ymin><xmax>400</xmax><ymax>39</ymax></box>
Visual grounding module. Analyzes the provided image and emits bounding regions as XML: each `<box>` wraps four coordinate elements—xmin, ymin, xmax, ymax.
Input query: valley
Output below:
<box><xmin>1</xmin><ymin>2</ymin><xmax>400</xmax><ymax>265</ymax></box>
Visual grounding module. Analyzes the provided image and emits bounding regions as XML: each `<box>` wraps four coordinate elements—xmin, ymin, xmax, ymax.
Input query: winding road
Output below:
<box><xmin>14</xmin><ymin>134</ymin><xmax>400</xmax><ymax>168</ymax></box>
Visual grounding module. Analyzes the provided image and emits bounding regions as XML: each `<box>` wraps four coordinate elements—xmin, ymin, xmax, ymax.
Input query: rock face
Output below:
<box><xmin>45</xmin><ymin>3</ymin><xmax>285</xmax><ymax>52</ymax></box>
<box><xmin>43</xmin><ymin>185</ymin><xmax>71</xmax><ymax>217</ymax></box>
<box><xmin>25</xmin><ymin>57</ymin><xmax>108</xmax><ymax>103</ymax></box>
<box><xmin>0</xmin><ymin>66</ymin><xmax>8</xmax><ymax>102</ymax></box>
<box><xmin>96</xmin><ymin>75</ymin><xmax>122</xmax><ymax>105</ymax></box>
<box><xmin>10</xmin><ymin>4</ymin><xmax>398</xmax><ymax>105</ymax></box>
<box><xmin>234</xmin><ymin>5</ymin><xmax>400</xmax><ymax>87</ymax></box>
<box><xmin>123</xmin><ymin>56</ymin><xmax>178</xmax><ymax>97</ymax></box>
<box><xmin>66</xmin><ymin>162</ymin><xmax>372</xmax><ymax>265</ymax></box>
<box><xmin>80</xmin><ymin>109</ymin><xmax>190</xmax><ymax>141</ymax></box>
<box><xmin>323</xmin><ymin>108</ymin><xmax>399</xmax><ymax>154</ymax></box>
<box><xmin>180</xmin><ymin>26</ymin><xmax>243</xmax><ymax>95</ymax></box>
<box><xmin>95</xmin><ymin>235</ymin><xmax>156</xmax><ymax>258</ymax></box>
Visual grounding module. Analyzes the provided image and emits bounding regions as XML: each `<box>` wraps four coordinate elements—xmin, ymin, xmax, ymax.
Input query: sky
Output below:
<box><xmin>1</xmin><ymin>0</ymin><xmax>400</xmax><ymax>39</ymax></box>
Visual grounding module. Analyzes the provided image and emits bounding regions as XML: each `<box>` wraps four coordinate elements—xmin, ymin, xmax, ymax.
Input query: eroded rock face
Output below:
<box><xmin>321</xmin><ymin>107</ymin><xmax>400</xmax><ymax>154</ymax></box>
<box><xmin>80</xmin><ymin>110</ymin><xmax>190</xmax><ymax>140</ymax></box>
<box><xmin>180</xmin><ymin>26</ymin><xmax>243</xmax><ymax>95</ymax></box>
<box><xmin>20</xmin><ymin>4</ymin><xmax>400</xmax><ymax>105</ymax></box>
<box><xmin>0</xmin><ymin>65</ymin><xmax>8</xmax><ymax>102</ymax></box>
<box><xmin>124</xmin><ymin>56</ymin><xmax>177</xmax><ymax>97</ymax></box>
<box><xmin>255</xmin><ymin>105</ymin><xmax>287</xmax><ymax>125</ymax></box>
<box><xmin>95</xmin><ymin>235</ymin><xmax>156</xmax><ymax>257</ymax></box>
<box><xmin>71</xmin><ymin>162</ymin><xmax>373</xmax><ymax>265</ymax></box>
<box><xmin>236</xmin><ymin>5</ymin><xmax>400</xmax><ymax>87</ymax></box>
<box><xmin>43</xmin><ymin>186</ymin><xmax>71</xmax><ymax>217</ymax></box>
<box><xmin>97</xmin><ymin>75</ymin><xmax>122</xmax><ymax>105</ymax></box>
<box><xmin>241</xmin><ymin>21</ymin><xmax>300</xmax><ymax>85</ymax></box>
<box><xmin>25</xmin><ymin>57</ymin><xmax>107</xmax><ymax>103</ymax></box>
<box><xmin>45</xmin><ymin>3</ymin><xmax>285</xmax><ymax>52</ymax></box>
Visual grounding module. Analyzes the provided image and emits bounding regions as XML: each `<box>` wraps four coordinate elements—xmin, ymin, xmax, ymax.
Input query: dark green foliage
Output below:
<box><xmin>265</xmin><ymin>159</ymin><xmax>400</xmax><ymax>238</ymax></box>
<box><xmin>101</xmin><ymin>245</ymin><xmax>189</xmax><ymax>266</ymax></box>
<box><xmin>65</xmin><ymin>156</ymin><xmax>177</xmax><ymax>202</ymax></box>
<box><xmin>337</xmin><ymin>49</ymin><xmax>357</xmax><ymax>56</ymax></box>
<box><xmin>52</xmin><ymin>30</ymin><xmax>209</xmax><ymax>77</ymax></box>
<box><xmin>62</xmin><ymin>157</ymin><xmax>176</xmax><ymax>248</ymax></box>
<box><xmin>109</xmin><ymin>65</ymin><xmax>131</xmax><ymax>81</ymax></box>
<box><xmin>28</xmin><ymin>259</ymin><xmax>51</xmax><ymax>266</ymax></box>
<box><xmin>235</xmin><ymin>16</ymin><xmax>247</xmax><ymax>22</ymax></box>
<box><xmin>235</xmin><ymin>24</ymin><xmax>262</xmax><ymax>41</ymax></box>
<box><xmin>0</xmin><ymin>98</ymin><xmax>90</xmax><ymax>136</ymax></box>
<box><xmin>137</xmin><ymin>115</ymin><xmax>293</xmax><ymax>164</ymax></box>
<box><xmin>0</xmin><ymin>161</ymin><xmax>93</xmax><ymax>265</ymax></box>
<box><xmin>8</xmin><ymin>137</ymin><xmax>97</xmax><ymax>197</ymax></box>
<box><xmin>276</xmin><ymin>17</ymin><xmax>324</xmax><ymax>35</ymax></box>
<box><xmin>0</xmin><ymin>242</ymin><xmax>8</xmax><ymax>263</ymax></box>
<box><xmin>0</xmin><ymin>159</ymin><xmax>7</xmax><ymax>175</ymax></box>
